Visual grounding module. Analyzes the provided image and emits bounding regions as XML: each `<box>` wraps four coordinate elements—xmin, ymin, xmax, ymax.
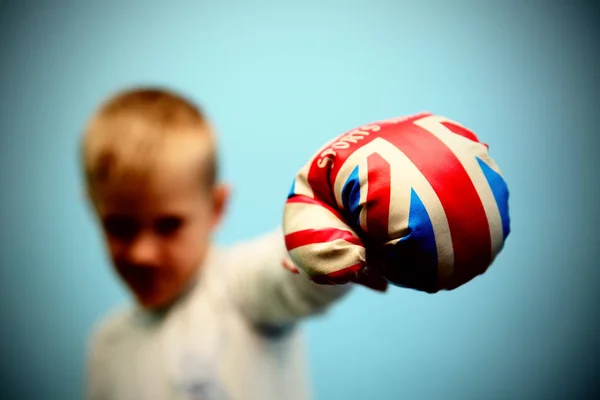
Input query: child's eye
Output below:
<box><xmin>155</xmin><ymin>216</ymin><xmax>184</xmax><ymax>236</ymax></box>
<box><xmin>103</xmin><ymin>216</ymin><xmax>139</xmax><ymax>240</ymax></box>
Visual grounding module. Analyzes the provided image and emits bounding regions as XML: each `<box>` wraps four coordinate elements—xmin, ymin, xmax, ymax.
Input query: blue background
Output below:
<box><xmin>0</xmin><ymin>1</ymin><xmax>598</xmax><ymax>399</ymax></box>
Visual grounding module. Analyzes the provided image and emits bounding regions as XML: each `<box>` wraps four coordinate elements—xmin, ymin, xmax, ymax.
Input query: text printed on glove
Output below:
<box><xmin>316</xmin><ymin>117</ymin><xmax>410</xmax><ymax>169</ymax></box>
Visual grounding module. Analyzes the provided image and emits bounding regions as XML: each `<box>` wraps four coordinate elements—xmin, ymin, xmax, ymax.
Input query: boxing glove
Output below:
<box><xmin>282</xmin><ymin>112</ymin><xmax>510</xmax><ymax>293</ymax></box>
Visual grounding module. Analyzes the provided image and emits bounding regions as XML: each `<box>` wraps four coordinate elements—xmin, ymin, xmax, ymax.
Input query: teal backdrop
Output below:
<box><xmin>0</xmin><ymin>1</ymin><xmax>598</xmax><ymax>399</ymax></box>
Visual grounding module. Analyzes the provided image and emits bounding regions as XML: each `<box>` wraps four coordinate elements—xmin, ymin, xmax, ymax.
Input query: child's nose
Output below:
<box><xmin>127</xmin><ymin>233</ymin><xmax>161</xmax><ymax>266</ymax></box>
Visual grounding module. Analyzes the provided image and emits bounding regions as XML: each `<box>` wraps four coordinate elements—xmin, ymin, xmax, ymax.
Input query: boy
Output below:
<box><xmin>81</xmin><ymin>87</ymin><xmax>384</xmax><ymax>400</ymax></box>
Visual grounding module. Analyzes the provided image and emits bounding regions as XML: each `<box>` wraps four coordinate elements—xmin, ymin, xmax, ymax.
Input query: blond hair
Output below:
<box><xmin>80</xmin><ymin>87</ymin><xmax>217</xmax><ymax>196</ymax></box>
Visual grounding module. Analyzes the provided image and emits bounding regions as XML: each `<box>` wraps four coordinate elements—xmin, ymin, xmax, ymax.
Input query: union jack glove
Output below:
<box><xmin>283</xmin><ymin>112</ymin><xmax>510</xmax><ymax>293</ymax></box>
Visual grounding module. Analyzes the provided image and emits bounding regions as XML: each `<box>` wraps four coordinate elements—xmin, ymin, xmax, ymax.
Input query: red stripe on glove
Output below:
<box><xmin>284</xmin><ymin>228</ymin><xmax>362</xmax><ymax>251</ymax></box>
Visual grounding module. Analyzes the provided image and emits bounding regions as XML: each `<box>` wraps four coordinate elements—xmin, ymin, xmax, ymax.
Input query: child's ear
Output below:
<box><xmin>211</xmin><ymin>182</ymin><xmax>231</xmax><ymax>229</ymax></box>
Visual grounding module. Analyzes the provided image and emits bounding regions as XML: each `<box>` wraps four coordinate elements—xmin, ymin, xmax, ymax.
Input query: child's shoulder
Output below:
<box><xmin>88</xmin><ymin>303</ymin><xmax>135</xmax><ymax>347</ymax></box>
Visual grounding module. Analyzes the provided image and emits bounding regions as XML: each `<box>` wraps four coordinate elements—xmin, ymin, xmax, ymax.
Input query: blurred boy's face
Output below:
<box><xmin>91</xmin><ymin>165</ymin><xmax>228</xmax><ymax>310</ymax></box>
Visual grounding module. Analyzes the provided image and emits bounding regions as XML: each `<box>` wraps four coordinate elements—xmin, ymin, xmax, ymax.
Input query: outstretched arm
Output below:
<box><xmin>222</xmin><ymin>227</ymin><xmax>355</xmax><ymax>329</ymax></box>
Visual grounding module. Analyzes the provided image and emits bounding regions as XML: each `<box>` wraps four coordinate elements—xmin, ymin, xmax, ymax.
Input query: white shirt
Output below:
<box><xmin>85</xmin><ymin>228</ymin><xmax>352</xmax><ymax>400</ymax></box>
